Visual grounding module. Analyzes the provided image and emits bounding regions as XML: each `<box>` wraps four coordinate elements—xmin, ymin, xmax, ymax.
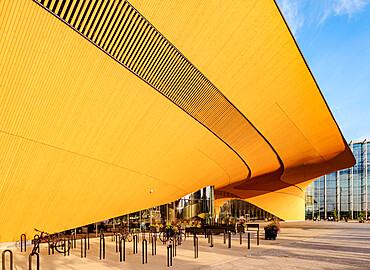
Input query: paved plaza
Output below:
<box><xmin>1</xmin><ymin>221</ymin><xmax>369</xmax><ymax>269</ymax></box>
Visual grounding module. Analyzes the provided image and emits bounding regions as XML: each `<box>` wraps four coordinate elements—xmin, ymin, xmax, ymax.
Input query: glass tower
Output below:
<box><xmin>305</xmin><ymin>140</ymin><xmax>369</xmax><ymax>219</ymax></box>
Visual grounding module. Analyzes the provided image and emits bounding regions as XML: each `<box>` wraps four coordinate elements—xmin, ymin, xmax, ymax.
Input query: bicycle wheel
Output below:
<box><xmin>124</xmin><ymin>233</ymin><xmax>132</xmax><ymax>242</ymax></box>
<box><xmin>177</xmin><ymin>232</ymin><xmax>186</xmax><ymax>245</ymax></box>
<box><xmin>54</xmin><ymin>239</ymin><xmax>70</xmax><ymax>253</ymax></box>
<box><xmin>159</xmin><ymin>232</ymin><xmax>168</xmax><ymax>243</ymax></box>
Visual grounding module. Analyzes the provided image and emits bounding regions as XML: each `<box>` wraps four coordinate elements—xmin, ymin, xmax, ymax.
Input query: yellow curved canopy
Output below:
<box><xmin>0</xmin><ymin>0</ymin><xmax>354</xmax><ymax>243</ymax></box>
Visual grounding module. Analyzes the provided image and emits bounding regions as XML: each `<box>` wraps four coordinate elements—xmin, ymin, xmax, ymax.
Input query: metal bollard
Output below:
<box><xmin>224</xmin><ymin>230</ymin><xmax>226</xmax><ymax>244</ymax></box>
<box><xmin>80</xmin><ymin>236</ymin><xmax>87</xmax><ymax>258</ymax></box>
<box><xmin>70</xmin><ymin>235</ymin><xmax>73</xmax><ymax>250</ymax></box>
<box><xmin>87</xmin><ymin>233</ymin><xmax>90</xmax><ymax>250</ymax></box>
<box><xmin>173</xmin><ymin>237</ymin><xmax>177</xmax><ymax>257</ymax></box>
<box><xmin>167</xmin><ymin>244</ymin><xmax>172</xmax><ymax>267</ymax></box>
<box><xmin>240</xmin><ymin>231</ymin><xmax>243</xmax><ymax>245</ymax></box>
<box><xmin>2</xmin><ymin>249</ymin><xmax>13</xmax><ymax>270</ymax></box>
<box><xmin>194</xmin><ymin>236</ymin><xmax>198</xmax><ymax>259</ymax></box>
<box><xmin>257</xmin><ymin>230</ymin><xmax>259</xmax><ymax>245</ymax></box>
<box><xmin>248</xmin><ymin>232</ymin><xmax>251</xmax><ymax>249</ymax></box>
<box><xmin>142</xmin><ymin>239</ymin><xmax>148</xmax><ymax>264</ymax></box>
<box><xmin>152</xmin><ymin>235</ymin><xmax>157</xmax><ymax>255</ymax></box>
<box><xmin>64</xmin><ymin>238</ymin><xmax>67</xmax><ymax>256</ymax></box>
<box><xmin>100</xmin><ymin>234</ymin><xmax>105</xmax><ymax>260</ymax></box>
<box><xmin>133</xmin><ymin>235</ymin><xmax>138</xmax><ymax>254</ymax></box>
<box><xmin>21</xmin><ymin>234</ymin><xmax>27</xmax><ymax>252</ymax></box>
<box><xmin>29</xmin><ymin>252</ymin><xmax>39</xmax><ymax>270</ymax></box>
<box><xmin>115</xmin><ymin>233</ymin><xmax>119</xmax><ymax>252</ymax></box>
<box><xmin>210</xmin><ymin>232</ymin><xmax>214</xmax><ymax>248</ymax></box>
<box><xmin>119</xmin><ymin>237</ymin><xmax>126</xmax><ymax>262</ymax></box>
<box><xmin>67</xmin><ymin>237</ymin><xmax>70</xmax><ymax>256</ymax></box>
<box><xmin>228</xmin><ymin>231</ymin><xmax>231</xmax><ymax>248</ymax></box>
<box><xmin>73</xmin><ymin>232</ymin><xmax>76</xmax><ymax>249</ymax></box>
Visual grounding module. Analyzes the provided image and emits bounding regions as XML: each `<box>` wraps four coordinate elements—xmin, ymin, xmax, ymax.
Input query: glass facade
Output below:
<box><xmin>305</xmin><ymin>140</ymin><xmax>369</xmax><ymax>219</ymax></box>
<box><xmin>219</xmin><ymin>199</ymin><xmax>274</xmax><ymax>221</ymax></box>
<box><xmin>105</xmin><ymin>186</ymin><xmax>273</xmax><ymax>232</ymax></box>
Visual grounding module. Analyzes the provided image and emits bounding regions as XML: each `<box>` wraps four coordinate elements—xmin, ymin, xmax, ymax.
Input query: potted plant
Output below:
<box><xmin>237</xmin><ymin>222</ymin><xmax>246</xmax><ymax>233</ymax></box>
<box><xmin>264</xmin><ymin>221</ymin><xmax>280</xmax><ymax>240</ymax></box>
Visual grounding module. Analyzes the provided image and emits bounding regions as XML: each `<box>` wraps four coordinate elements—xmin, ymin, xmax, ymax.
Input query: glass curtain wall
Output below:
<box><xmin>305</xmin><ymin>140</ymin><xmax>369</xmax><ymax>220</ymax></box>
<box><xmin>219</xmin><ymin>199</ymin><xmax>274</xmax><ymax>222</ymax></box>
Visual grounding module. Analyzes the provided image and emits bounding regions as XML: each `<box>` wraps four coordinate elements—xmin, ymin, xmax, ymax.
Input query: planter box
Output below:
<box><xmin>264</xmin><ymin>229</ymin><xmax>277</xmax><ymax>240</ymax></box>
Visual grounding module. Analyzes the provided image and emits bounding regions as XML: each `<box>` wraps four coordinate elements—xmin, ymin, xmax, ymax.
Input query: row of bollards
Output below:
<box><xmin>9</xmin><ymin>229</ymin><xmax>261</xmax><ymax>269</ymax></box>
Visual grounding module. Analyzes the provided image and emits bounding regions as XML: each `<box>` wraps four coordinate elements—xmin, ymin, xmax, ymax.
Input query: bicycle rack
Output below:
<box><xmin>167</xmin><ymin>243</ymin><xmax>172</xmax><ymax>267</ymax></box>
<box><xmin>119</xmin><ymin>237</ymin><xmax>125</xmax><ymax>262</ymax></box>
<box><xmin>133</xmin><ymin>235</ymin><xmax>138</xmax><ymax>254</ymax></box>
<box><xmin>142</xmin><ymin>239</ymin><xmax>147</xmax><ymax>264</ymax></box>
<box><xmin>194</xmin><ymin>236</ymin><xmax>198</xmax><ymax>259</ymax></box>
<box><xmin>2</xmin><ymin>249</ymin><xmax>13</xmax><ymax>270</ymax></box>
<box><xmin>29</xmin><ymin>252</ymin><xmax>39</xmax><ymax>270</ymax></box>
<box><xmin>248</xmin><ymin>232</ymin><xmax>251</xmax><ymax>249</ymax></box>
<box><xmin>21</xmin><ymin>234</ymin><xmax>26</xmax><ymax>252</ymax></box>
<box><xmin>228</xmin><ymin>231</ymin><xmax>231</xmax><ymax>248</ymax></box>
<box><xmin>99</xmin><ymin>234</ymin><xmax>105</xmax><ymax>260</ymax></box>
<box><xmin>152</xmin><ymin>235</ymin><xmax>156</xmax><ymax>255</ymax></box>
<box><xmin>33</xmin><ymin>235</ymin><xmax>40</xmax><ymax>253</ymax></box>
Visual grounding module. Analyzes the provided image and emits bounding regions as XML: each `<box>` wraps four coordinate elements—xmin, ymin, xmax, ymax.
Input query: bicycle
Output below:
<box><xmin>116</xmin><ymin>227</ymin><xmax>132</xmax><ymax>242</ymax></box>
<box><xmin>159</xmin><ymin>227</ymin><xmax>186</xmax><ymax>244</ymax></box>
<box><xmin>32</xmin><ymin>228</ymin><xmax>70</xmax><ymax>254</ymax></box>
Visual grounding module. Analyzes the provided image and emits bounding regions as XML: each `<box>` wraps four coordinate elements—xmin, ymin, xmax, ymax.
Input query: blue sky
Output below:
<box><xmin>276</xmin><ymin>0</ymin><xmax>370</xmax><ymax>143</ymax></box>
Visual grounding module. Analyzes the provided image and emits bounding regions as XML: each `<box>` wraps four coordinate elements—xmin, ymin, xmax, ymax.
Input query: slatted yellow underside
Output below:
<box><xmin>0</xmin><ymin>0</ymin><xmax>354</xmax><ymax>243</ymax></box>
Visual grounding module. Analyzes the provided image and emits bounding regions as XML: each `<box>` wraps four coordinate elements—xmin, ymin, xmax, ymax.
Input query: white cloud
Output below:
<box><xmin>334</xmin><ymin>0</ymin><xmax>368</xmax><ymax>15</ymax></box>
<box><xmin>279</xmin><ymin>0</ymin><xmax>305</xmax><ymax>35</ymax></box>
<box><xmin>319</xmin><ymin>0</ymin><xmax>369</xmax><ymax>24</ymax></box>
<box><xmin>277</xmin><ymin>0</ymin><xmax>370</xmax><ymax>35</ymax></box>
